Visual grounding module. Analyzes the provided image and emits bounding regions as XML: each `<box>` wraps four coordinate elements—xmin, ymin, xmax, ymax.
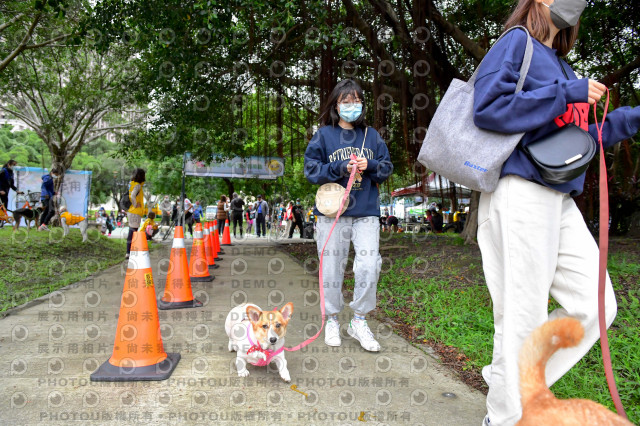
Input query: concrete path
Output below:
<box><xmin>0</xmin><ymin>235</ymin><xmax>487</xmax><ymax>425</ymax></box>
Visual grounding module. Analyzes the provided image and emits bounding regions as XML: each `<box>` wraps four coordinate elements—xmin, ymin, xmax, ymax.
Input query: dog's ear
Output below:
<box><xmin>280</xmin><ymin>303</ymin><xmax>293</xmax><ymax>322</ymax></box>
<box><xmin>246</xmin><ymin>305</ymin><xmax>261</xmax><ymax>323</ymax></box>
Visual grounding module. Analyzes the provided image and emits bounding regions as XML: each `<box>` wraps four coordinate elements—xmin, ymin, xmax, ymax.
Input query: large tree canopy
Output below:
<box><xmin>88</xmin><ymin>0</ymin><xmax>639</xmax><ymax>233</ymax></box>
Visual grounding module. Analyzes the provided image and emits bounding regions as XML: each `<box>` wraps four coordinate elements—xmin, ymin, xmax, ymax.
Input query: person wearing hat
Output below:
<box><xmin>254</xmin><ymin>195</ymin><xmax>269</xmax><ymax>237</ymax></box>
<box><xmin>288</xmin><ymin>198</ymin><xmax>305</xmax><ymax>238</ymax></box>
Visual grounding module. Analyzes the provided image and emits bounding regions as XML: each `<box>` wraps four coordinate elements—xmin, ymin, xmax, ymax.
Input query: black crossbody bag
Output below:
<box><xmin>522</xmin><ymin>58</ymin><xmax>597</xmax><ymax>185</ymax></box>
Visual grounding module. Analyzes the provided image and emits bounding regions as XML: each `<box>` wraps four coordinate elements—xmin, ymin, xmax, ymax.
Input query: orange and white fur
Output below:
<box><xmin>225</xmin><ymin>303</ymin><xmax>293</xmax><ymax>382</ymax></box>
<box><xmin>517</xmin><ymin>317</ymin><xmax>632</xmax><ymax>425</ymax></box>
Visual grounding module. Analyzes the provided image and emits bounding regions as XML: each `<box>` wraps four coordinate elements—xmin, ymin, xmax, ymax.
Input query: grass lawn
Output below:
<box><xmin>0</xmin><ymin>227</ymin><xmax>130</xmax><ymax>314</ymax></box>
<box><xmin>281</xmin><ymin>233</ymin><xmax>640</xmax><ymax>423</ymax></box>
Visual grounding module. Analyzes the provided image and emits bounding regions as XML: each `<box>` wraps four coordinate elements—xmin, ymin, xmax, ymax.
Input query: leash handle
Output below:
<box><xmin>284</xmin><ymin>153</ymin><xmax>360</xmax><ymax>352</ymax></box>
<box><xmin>595</xmin><ymin>89</ymin><xmax>627</xmax><ymax>419</ymax></box>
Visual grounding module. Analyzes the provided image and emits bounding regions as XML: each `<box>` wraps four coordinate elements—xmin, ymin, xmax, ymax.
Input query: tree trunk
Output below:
<box><xmin>460</xmin><ymin>190</ymin><xmax>480</xmax><ymax>245</ymax></box>
<box><xmin>223</xmin><ymin>178</ymin><xmax>234</xmax><ymax>200</ymax></box>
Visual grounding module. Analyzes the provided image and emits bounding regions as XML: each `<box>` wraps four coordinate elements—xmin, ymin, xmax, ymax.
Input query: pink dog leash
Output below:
<box><xmin>284</xmin><ymin>153</ymin><xmax>360</xmax><ymax>352</ymax></box>
<box><xmin>594</xmin><ymin>89</ymin><xmax>627</xmax><ymax>419</ymax></box>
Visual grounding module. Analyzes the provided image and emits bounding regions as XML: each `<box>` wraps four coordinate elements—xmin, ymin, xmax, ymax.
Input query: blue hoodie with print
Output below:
<box><xmin>305</xmin><ymin>125</ymin><xmax>393</xmax><ymax>217</ymax></box>
<box><xmin>473</xmin><ymin>28</ymin><xmax>640</xmax><ymax>196</ymax></box>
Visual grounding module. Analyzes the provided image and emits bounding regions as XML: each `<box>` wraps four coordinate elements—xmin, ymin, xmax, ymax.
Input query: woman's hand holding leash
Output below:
<box><xmin>588</xmin><ymin>79</ymin><xmax>606</xmax><ymax>105</ymax></box>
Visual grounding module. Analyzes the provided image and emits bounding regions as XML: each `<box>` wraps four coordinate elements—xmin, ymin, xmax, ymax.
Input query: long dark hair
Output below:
<box><xmin>318</xmin><ymin>79</ymin><xmax>367</xmax><ymax>129</ymax></box>
<box><xmin>131</xmin><ymin>168</ymin><xmax>145</xmax><ymax>183</ymax></box>
<box><xmin>2</xmin><ymin>159</ymin><xmax>17</xmax><ymax>169</ymax></box>
<box><xmin>504</xmin><ymin>0</ymin><xmax>579</xmax><ymax>57</ymax></box>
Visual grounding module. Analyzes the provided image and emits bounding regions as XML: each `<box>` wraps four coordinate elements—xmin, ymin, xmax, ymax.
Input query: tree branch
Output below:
<box><xmin>600</xmin><ymin>56</ymin><xmax>640</xmax><ymax>87</ymax></box>
<box><xmin>0</xmin><ymin>12</ymin><xmax>25</xmax><ymax>33</ymax></box>
<box><xmin>426</xmin><ymin>0</ymin><xmax>485</xmax><ymax>62</ymax></box>
<box><xmin>0</xmin><ymin>13</ymin><xmax>41</xmax><ymax>73</ymax></box>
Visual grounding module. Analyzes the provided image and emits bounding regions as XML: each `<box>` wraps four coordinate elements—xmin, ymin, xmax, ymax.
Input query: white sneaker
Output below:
<box><xmin>347</xmin><ymin>319</ymin><xmax>381</xmax><ymax>352</ymax></box>
<box><xmin>38</xmin><ymin>224</ymin><xmax>50</xmax><ymax>231</ymax></box>
<box><xmin>324</xmin><ymin>318</ymin><xmax>341</xmax><ymax>347</ymax></box>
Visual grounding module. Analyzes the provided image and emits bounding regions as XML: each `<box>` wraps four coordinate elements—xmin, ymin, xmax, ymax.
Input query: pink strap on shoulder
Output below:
<box><xmin>284</xmin><ymin>153</ymin><xmax>360</xmax><ymax>352</ymax></box>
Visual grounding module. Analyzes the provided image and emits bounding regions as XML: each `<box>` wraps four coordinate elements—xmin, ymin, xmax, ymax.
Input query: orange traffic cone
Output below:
<box><xmin>189</xmin><ymin>223</ymin><xmax>214</xmax><ymax>282</ymax></box>
<box><xmin>159</xmin><ymin>226</ymin><xmax>203</xmax><ymax>310</ymax></box>
<box><xmin>91</xmin><ymin>231</ymin><xmax>180</xmax><ymax>381</ymax></box>
<box><xmin>213</xmin><ymin>219</ymin><xmax>224</xmax><ymax>256</ymax></box>
<box><xmin>221</xmin><ymin>219</ymin><xmax>232</xmax><ymax>246</ymax></box>
<box><xmin>203</xmin><ymin>221</ymin><xmax>218</xmax><ymax>269</ymax></box>
<box><xmin>206</xmin><ymin>221</ymin><xmax>219</xmax><ymax>261</ymax></box>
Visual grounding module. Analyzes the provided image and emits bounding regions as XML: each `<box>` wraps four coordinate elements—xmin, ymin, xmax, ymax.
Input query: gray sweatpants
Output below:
<box><xmin>315</xmin><ymin>215</ymin><xmax>382</xmax><ymax>316</ymax></box>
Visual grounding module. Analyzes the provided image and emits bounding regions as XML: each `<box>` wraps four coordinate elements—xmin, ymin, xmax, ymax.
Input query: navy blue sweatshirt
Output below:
<box><xmin>304</xmin><ymin>125</ymin><xmax>393</xmax><ymax>217</ymax></box>
<box><xmin>474</xmin><ymin>28</ymin><xmax>640</xmax><ymax>196</ymax></box>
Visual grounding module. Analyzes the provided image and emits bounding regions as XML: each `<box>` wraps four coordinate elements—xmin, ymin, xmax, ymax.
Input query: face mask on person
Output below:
<box><xmin>50</xmin><ymin>173</ymin><xmax>58</xmax><ymax>179</ymax></box>
<box><xmin>338</xmin><ymin>103</ymin><xmax>363</xmax><ymax>123</ymax></box>
<box><xmin>542</xmin><ymin>0</ymin><xmax>587</xmax><ymax>30</ymax></box>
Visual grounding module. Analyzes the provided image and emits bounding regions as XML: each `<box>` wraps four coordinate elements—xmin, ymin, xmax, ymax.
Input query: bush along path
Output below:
<box><xmin>278</xmin><ymin>233</ymin><xmax>640</xmax><ymax>424</ymax></box>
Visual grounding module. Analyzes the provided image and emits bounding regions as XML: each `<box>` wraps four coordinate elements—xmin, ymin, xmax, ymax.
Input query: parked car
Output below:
<box><xmin>205</xmin><ymin>205</ymin><xmax>217</xmax><ymax>220</ymax></box>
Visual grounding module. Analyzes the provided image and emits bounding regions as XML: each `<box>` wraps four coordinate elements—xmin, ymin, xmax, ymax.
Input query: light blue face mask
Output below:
<box><xmin>338</xmin><ymin>103</ymin><xmax>363</xmax><ymax>123</ymax></box>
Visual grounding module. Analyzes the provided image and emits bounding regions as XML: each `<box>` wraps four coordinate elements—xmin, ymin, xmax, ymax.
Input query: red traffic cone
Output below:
<box><xmin>221</xmin><ymin>219</ymin><xmax>232</xmax><ymax>246</ymax></box>
<box><xmin>91</xmin><ymin>231</ymin><xmax>180</xmax><ymax>381</ymax></box>
<box><xmin>189</xmin><ymin>223</ymin><xmax>214</xmax><ymax>282</ymax></box>
<box><xmin>159</xmin><ymin>226</ymin><xmax>203</xmax><ymax>310</ymax></box>
<box><xmin>203</xmin><ymin>222</ymin><xmax>218</xmax><ymax>269</ymax></box>
<box><xmin>213</xmin><ymin>219</ymin><xmax>224</xmax><ymax>256</ymax></box>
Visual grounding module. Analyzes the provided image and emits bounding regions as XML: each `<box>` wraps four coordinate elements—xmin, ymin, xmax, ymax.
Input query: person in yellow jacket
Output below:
<box><xmin>126</xmin><ymin>168</ymin><xmax>146</xmax><ymax>259</ymax></box>
<box><xmin>59</xmin><ymin>206</ymin><xmax>89</xmax><ymax>242</ymax></box>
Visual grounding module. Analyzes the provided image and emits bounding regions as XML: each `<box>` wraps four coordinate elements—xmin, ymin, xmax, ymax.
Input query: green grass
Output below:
<box><xmin>0</xmin><ymin>227</ymin><xmax>130</xmax><ymax>313</ymax></box>
<box><xmin>374</xmin><ymin>236</ymin><xmax>639</xmax><ymax>423</ymax></box>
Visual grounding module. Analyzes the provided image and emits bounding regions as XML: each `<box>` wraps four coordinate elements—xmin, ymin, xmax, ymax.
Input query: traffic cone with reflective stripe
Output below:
<box><xmin>206</xmin><ymin>221</ymin><xmax>219</xmax><ymax>261</ymax></box>
<box><xmin>189</xmin><ymin>223</ymin><xmax>214</xmax><ymax>282</ymax></box>
<box><xmin>203</xmin><ymin>221</ymin><xmax>218</xmax><ymax>269</ymax></box>
<box><xmin>213</xmin><ymin>219</ymin><xmax>224</xmax><ymax>256</ymax></box>
<box><xmin>159</xmin><ymin>226</ymin><xmax>203</xmax><ymax>310</ymax></box>
<box><xmin>221</xmin><ymin>219</ymin><xmax>232</xmax><ymax>246</ymax></box>
<box><xmin>91</xmin><ymin>231</ymin><xmax>180</xmax><ymax>381</ymax></box>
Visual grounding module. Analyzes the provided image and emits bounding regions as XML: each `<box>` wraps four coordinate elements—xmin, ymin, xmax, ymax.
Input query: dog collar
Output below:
<box><xmin>246</xmin><ymin>323</ymin><xmax>284</xmax><ymax>366</ymax></box>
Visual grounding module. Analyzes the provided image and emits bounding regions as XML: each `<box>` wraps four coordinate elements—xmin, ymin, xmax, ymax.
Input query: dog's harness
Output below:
<box><xmin>245</xmin><ymin>323</ymin><xmax>283</xmax><ymax>366</ymax></box>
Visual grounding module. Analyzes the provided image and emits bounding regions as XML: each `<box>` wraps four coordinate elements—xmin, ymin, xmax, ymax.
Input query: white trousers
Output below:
<box><xmin>477</xmin><ymin>176</ymin><xmax>617</xmax><ymax>426</ymax></box>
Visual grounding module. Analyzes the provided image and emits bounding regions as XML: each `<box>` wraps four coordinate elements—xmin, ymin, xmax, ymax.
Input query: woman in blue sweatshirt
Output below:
<box><xmin>473</xmin><ymin>1</ymin><xmax>640</xmax><ymax>425</ymax></box>
<box><xmin>305</xmin><ymin>79</ymin><xmax>393</xmax><ymax>352</ymax></box>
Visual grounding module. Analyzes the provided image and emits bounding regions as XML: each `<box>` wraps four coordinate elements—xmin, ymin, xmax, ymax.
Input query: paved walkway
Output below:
<box><xmin>0</xmin><ymin>235</ymin><xmax>486</xmax><ymax>425</ymax></box>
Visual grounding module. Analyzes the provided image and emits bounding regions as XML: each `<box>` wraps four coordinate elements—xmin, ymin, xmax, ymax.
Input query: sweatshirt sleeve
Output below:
<box><xmin>304</xmin><ymin>129</ymin><xmax>350</xmax><ymax>185</ymax></box>
<box><xmin>589</xmin><ymin>106</ymin><xmax>640</xmax><ymax>150</ymax></box>
<box><xmin>365</xmin><ymin>131</ymin><xmax>394</xmax><ymax>184</ymax></box>
<box><xmin>473</xmin><ymin>30</ymin><xmax>589</xmax><ymax>134</ymax></box>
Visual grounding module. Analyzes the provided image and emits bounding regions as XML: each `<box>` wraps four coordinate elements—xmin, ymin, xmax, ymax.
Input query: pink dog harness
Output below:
<box><xmin>246</xmin><ymin>323</ymin><xmax>283</xmax><ymax>366</ymax></box>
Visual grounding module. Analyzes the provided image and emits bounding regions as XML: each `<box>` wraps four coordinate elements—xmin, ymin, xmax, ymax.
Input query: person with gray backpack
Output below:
<box><xmin>465</xmin><ymin>1</ymin><xmax>640</xmax><ymax>425</ymax></box>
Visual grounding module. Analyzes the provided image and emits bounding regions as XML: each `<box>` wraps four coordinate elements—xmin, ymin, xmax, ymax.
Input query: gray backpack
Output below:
<box><xmin>417</xmin><ymin>26</ymin><xmax>534</xmax><ymax>193</ymax></box>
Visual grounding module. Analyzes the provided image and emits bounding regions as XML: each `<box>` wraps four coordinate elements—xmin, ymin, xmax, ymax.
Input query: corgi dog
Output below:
<box><xmin>517</xmin><ymin>317</ymin><xmax>632</xmax><ymax>425</ymax></box>
<box><xmin>225</xmin><ymin>303</ymin><xmax>294</xmax><ymax>382</ymax></box>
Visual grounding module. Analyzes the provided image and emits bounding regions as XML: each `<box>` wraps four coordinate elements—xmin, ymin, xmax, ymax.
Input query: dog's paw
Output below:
<box><xmin>280</xmin><ymin>370</ymin><xmax>291</xmax><ymax>382</ymax></box>
<box><xmin>238</xmin><ymin>369</ymin><xmax>250</xmax><ymax>378</ymax></box>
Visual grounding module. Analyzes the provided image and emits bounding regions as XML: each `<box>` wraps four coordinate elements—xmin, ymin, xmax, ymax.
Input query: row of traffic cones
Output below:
<box><xmin>91</xmin><ymin>219</ymin><xmax>231</xmax><ymax>382</ymax></box>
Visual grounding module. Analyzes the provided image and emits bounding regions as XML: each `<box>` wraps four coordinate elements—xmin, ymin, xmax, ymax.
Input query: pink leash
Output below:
<box><xmin>594</xmin><ymin>89</ymin><xmax>627</xmax><ymax>419</ymax></box>
<box><xmin>284</xmin><ymin>153</ymin><xmax>360</xmax><ymax>352</ymax></box>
